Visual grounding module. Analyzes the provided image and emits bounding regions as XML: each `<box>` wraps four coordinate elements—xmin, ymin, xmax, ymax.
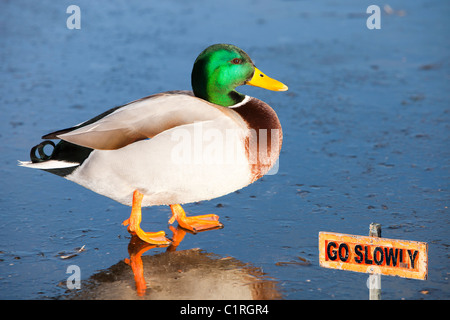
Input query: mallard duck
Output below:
<box><xmin>19</xmin><ymin>44</ymin><xmax>288</xmax><ymax>245</ymax></box>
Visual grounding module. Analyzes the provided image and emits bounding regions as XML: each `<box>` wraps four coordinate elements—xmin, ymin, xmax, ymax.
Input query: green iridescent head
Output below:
<box><xmin>191</xmin><ymin>44</ymin><xmax>287</xmax><ymax>107</ymax></box>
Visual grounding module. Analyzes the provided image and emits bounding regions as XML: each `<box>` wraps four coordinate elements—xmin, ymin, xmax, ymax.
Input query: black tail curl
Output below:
<box><xmin>30</xmin><ymin>140</ymin><xmax>56</xmax><ymax>163</ymax></box>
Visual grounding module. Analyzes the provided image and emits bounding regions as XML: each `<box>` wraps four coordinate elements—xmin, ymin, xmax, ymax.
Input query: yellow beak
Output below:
<box><xmin>246</xmin><ymin>67</ymin><xmax>288</xmax><ymax>91</ymax></box>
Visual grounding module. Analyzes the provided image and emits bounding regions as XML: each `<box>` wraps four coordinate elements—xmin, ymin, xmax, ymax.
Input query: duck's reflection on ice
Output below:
<box><xmin>65</xmin><ymin>226</ymin><xmax>281</xmax><ymax>300</ymax></box>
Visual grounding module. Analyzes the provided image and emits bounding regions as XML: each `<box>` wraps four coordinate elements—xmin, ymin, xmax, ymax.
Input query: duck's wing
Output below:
<box><xmin>45</xmin><ymin>91</ymin><xmax>237</xmax><ymax>150</ymax></box>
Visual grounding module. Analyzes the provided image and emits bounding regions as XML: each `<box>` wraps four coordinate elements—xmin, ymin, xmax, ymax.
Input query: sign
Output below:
<box><xmin>319</xmin><ymin>232</ymin><xmax>428</xmax><ymax>280</ymax></box>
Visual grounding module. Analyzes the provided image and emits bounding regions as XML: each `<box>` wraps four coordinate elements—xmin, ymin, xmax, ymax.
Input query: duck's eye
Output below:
<box><xmin>231</xmin><ymin>58</ymin><xmax>242</xmax><ymax>64</ymax></box>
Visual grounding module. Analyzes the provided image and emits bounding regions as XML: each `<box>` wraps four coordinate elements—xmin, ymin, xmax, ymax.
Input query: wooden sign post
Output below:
<box><xmin>319</xmin><ymin>224</ymin><xmax>428</xmax><ymax>299</ymax></box>
<box><xmin>368</xmin><ymin>223</ymin><xmax>381</xmax><ymax>300</ymax></box>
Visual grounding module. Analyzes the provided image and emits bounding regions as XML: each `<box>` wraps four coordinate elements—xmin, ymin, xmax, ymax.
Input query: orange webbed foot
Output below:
<box><xmin>123</xmin><ymin>190</ymin><xmax>171</xmax><ymax>245</ymax></box>
<box><xmin>168</xmin><ymin>204</ymin><xmax>223</xmax><ymax>233</ymax></box>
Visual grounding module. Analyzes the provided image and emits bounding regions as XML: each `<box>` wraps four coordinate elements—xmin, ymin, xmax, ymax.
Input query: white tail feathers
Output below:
<box><xmin>18</xmin><ymin>160</ymin><xmax>79</xmax><ymax>169</ymax></box>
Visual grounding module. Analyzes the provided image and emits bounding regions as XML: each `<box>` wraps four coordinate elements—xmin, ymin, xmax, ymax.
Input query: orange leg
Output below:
<box><xmin>124</xmin><ymin>235</ymin><xmax>164</xmax><ymax>297</ymax></box>
<box><xmin>166</xmin><ymin>225</ymin><xmax>188</xmax><ymax>252</ymax></box>
<box><xmin>122</xmin><ymin>190</ymin><xmax>171</xmax><ymax>245</ymax></box>
<box><xmin>168</xmin><ymin>204</ymin><xmax>223</xmax><ymax>233</ymax></box>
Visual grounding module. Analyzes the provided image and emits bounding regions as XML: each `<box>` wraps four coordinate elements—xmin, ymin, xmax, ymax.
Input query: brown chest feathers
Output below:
<box><xmin>233</xmin><ymin>97</ymin><xmax>283</xmax><ymax>182</ymax></box>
